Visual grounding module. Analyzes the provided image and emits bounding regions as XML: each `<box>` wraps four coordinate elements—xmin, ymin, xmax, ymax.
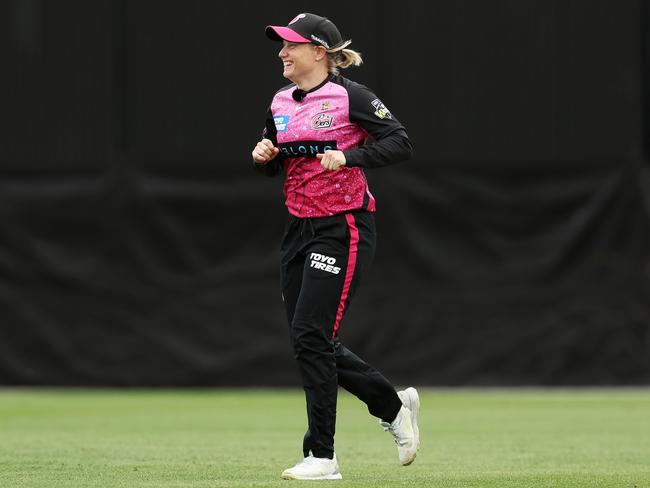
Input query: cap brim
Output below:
<box><xmin>265</xmin><ymin>25</ymin><xmax>311</xmax><ymax>43</ymax></box>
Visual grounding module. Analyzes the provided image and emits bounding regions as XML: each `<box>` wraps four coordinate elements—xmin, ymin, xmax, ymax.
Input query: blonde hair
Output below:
<box><xmin>325</xmin><ymin>40</ymin><xmax>362</xmax><ymax>75</ymax></box>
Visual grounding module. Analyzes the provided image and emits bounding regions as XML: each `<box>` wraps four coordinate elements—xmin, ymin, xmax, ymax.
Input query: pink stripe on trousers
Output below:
<box><xmin>332</xmin><ymin>213</ymin><xmax>359</xmax><ymax>338</ymax></box>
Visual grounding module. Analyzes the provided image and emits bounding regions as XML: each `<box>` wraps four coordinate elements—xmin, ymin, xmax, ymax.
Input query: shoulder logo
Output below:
<box><xmin>321</xmin><ymin>101</ymin><xmax>331</xmax><ymax>111</ymax></box>
<box><xmin>274</xmin><ymin>115</ymin><xmax>290</xmax><ymax>132</ymax></box>
<box><xmin>311</xmin><ymin>113</ymin><xmax>333</xmax><ymax>130</ymax></box>
<box><xmin>371</xmin><ymin>98</ymin><xmax>392</xmax><ymax>119</ymax></box>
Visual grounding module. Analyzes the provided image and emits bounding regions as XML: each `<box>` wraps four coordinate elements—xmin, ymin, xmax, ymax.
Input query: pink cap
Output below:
<box><xmin>265</xmin><ymin>25</ymin><xmax>311</xmax><ymax>43</ymax></box>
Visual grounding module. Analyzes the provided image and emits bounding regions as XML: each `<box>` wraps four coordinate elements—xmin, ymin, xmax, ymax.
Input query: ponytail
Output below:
<box><xmin>326</xmin><ymin>40</ymin><xmax>363</xmax><ymax>75</ymax></box>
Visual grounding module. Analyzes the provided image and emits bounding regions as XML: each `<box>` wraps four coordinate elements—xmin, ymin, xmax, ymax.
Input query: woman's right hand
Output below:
<box><xmin>252</xmin><ymin>138</ymin><xmax>280</xmax><ymax>164</ymax></box>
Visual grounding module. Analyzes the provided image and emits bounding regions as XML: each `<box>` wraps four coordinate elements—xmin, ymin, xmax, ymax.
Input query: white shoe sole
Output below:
<box><xmin>399</xmin><ymin>387</ymin><xmax>420</xmax><ymax>451</ymax></box>
<box><xmin>281</xmin><ymin>472</ymin><xmax>343</xmax><ymax>480</ymax></box>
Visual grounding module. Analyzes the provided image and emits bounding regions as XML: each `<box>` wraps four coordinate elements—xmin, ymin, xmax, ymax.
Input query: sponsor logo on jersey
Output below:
<box><xmin>279</xmin><ymin>140</ymin><xmax>337</xmax><ymax>157</ymax></box>
<box><xmin>309</xmin><ymin>253</ymin><xmax>341</xmax><ymax>274</ymax></box>
<box><xmin>321</xmin><ymin>101</ymin><xmax>331</xmax><ymax>111</ymax></box>
<box><xmin>274</xmin><ymin>115</ymin><xmax>290</xmax><ymax>132</ymax></box>
<box><xmin>371</xmin><ymin>98</ymin><xmax>392</xmax><ymax>119</ymax></box>
<box><xmin>311</xmin><ymin>113</ymin><xmax>333</xmax><ymax>129</ymax></box>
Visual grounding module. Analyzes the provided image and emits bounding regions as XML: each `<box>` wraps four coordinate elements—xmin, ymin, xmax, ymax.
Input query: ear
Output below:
<box><xmin>314</xmin><ymin>45</ymin><xmax>327</xmax><ymax>61</ymax></box>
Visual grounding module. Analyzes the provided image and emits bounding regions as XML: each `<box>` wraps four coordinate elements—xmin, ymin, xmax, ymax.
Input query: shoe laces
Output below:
<box><xmin>380</xmin><ymin>415</ymin><xmax>410</xmax><ymax>447</ymax></box>
<box><xmin>300</xmin><ymin>453</ymin><xmax>332</xmax><ymax>466</ymax></box>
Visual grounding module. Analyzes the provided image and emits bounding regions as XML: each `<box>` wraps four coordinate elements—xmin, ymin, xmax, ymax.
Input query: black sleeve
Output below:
<box><xmin>342</xmin><ymin>84</ymin><xmax>414</xmax><ymax>169</ymax></box>
<box><xmin>253</xmin><ymin>107</ymin><xmax>285</xmax><ymax>178</ymax></box>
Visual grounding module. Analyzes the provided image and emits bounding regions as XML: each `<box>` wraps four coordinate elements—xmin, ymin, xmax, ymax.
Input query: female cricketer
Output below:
<box><xmin>251</xmin><ymin>12</ymin><xmax>420</xmax><ymax>480</ymax></box>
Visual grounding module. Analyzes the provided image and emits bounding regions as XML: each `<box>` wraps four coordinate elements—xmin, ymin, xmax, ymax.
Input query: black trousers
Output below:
<box><xmin>281</xmin><ymin>211</ymin><xmax>403</xmax><ymax>459</ymax></box>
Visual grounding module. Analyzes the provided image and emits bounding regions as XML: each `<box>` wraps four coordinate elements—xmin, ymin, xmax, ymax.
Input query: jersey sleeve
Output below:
<box><xmin>342</xmin><ymin>83</ymin><xmax>413</xmax><ymax>169</ymax></box>
<box><xmin>252</xmin><ymin>107</ymin><xmax>284</xmax><ymax>177</ymax></box>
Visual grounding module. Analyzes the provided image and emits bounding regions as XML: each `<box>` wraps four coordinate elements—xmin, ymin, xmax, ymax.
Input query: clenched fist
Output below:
<box><xmin>252</xmin><ymin>138</ymin><xmax>280</xmax><ymax>164</ymax></box>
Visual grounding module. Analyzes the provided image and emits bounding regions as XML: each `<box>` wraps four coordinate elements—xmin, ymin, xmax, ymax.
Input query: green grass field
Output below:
<box><xmin>0</xmin><ymin>388</ymin><xmax>648</xmax><ymax>487</ymax></box>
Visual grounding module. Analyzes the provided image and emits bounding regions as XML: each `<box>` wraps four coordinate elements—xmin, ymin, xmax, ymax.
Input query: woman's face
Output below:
<box><xmin>278</xmin><ymin>41</ymin><xmax>318</xmax><ymax>81</ymax></box>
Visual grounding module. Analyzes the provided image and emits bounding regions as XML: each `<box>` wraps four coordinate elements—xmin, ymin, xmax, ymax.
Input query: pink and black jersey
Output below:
<box><xmin>255</xmin><ymin>74</ymin><xmax>413</xmax><ymax>218</ymax></box>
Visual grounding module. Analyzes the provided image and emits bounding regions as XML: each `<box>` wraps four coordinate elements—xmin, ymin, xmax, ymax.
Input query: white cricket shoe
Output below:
<box><xmin>397</xmin><ymin>387</ymin><xmax>420</xmax><ymax>452</ymax></box>
<box><xmin>281</xmin><ymin>452</ymin><xmax>342</xmax><ymax>480</ymax></box>
<box><xmin>381</xmin><ymin>404</ymin><xmax>417</xmax><ymax>466</ymax></box>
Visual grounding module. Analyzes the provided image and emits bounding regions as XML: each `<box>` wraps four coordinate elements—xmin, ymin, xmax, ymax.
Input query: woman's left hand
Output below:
<box><xmin>316</xmin><ymin>150</ymin><xmax>346</xmax><ymax>171</ymax></box>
